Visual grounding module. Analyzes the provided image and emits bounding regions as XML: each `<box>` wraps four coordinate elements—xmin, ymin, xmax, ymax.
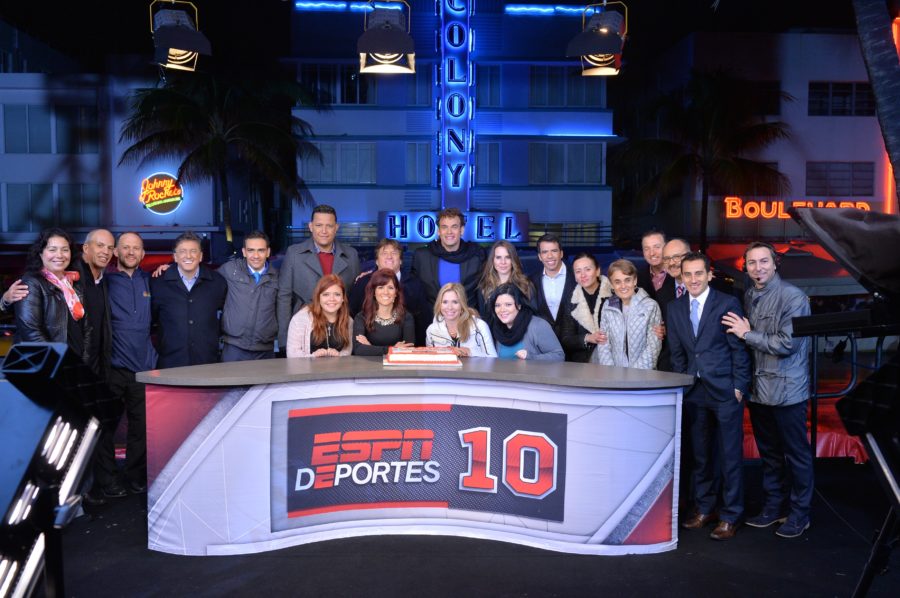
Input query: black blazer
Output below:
<box><xmin>151</xmin><ymin>265</ymin><xmax>227</xmax><ymax>368</ymax></box>
<box><xmin>73</xmin><ymin>257</ymin><xmax>112</xmax><ymax>377</ymax></box>
<box><xmin>653</xmin><ymin>274</ymin><xmax>678</xmax><ymax>371</ymax></box>
<box><xmin>529</xmin><ymin>266</ymin><xmax>577</xmax><ymax>341</ymax></box>
<box><xmin>666</xmin><ymin>288</ymin><xmax>751</xmax><ymax>401</ymax></box>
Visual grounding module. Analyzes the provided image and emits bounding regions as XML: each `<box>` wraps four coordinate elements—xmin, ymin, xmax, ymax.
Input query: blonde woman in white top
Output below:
<box><xmin>426</xmin><ymin>282</ymin><xmax>497</xmax><ymax>357</ymax></box>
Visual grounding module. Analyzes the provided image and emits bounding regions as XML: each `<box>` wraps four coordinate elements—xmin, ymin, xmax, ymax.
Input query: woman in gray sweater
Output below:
<box><xmin>490</xmin><ymin>283</ymin><xmax>564</xmax><ymax>361</ymax></box>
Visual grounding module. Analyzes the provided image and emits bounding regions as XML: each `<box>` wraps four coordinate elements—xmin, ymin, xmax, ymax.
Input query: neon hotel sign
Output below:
<box><xmin>724</xmin><ymin>196</ymin><xmax>872</xmax><ymax>219</ymax></box>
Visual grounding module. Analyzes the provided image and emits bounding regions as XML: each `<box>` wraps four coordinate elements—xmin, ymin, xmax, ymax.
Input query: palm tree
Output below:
<box><xmin>119</xmin><ymin>71</ymin><xmax>321</xmax><ymax>252</ymax></box>
<box><xmin>852</xmin><ymin>0</ymin><xmax>900</xmax><ymax>206</ymax></box>
<box><xmin>612</xmin><ymin>70</ymin><xmax>791</xmax><ymax>251</ymax></box>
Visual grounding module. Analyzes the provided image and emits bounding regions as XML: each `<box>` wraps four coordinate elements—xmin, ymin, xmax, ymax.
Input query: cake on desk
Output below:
<box><xmin>383</xmin><ymin>346</ymin><xmax>463</xmax><ymax>367</ymax></box>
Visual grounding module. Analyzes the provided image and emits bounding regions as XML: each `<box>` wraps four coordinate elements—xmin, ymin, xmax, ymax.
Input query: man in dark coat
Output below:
<box><xmin>151</xmin><ymin>232</ymin><xmax>227</xmax><ymax>368</ymax></box>
<box><xmin>410</xmin><ymin>207</ymin><xmax>485</xmax><ymax>309</ymax></box>
<box><xmin>528</xmin><ymin>233</ymin><xmax>576</xmax><ymax>354</ymax></box>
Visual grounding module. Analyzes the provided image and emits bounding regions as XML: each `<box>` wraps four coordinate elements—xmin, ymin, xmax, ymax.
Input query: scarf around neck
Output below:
<box><xmin>491</xmin><ymin>306</ymin><xmax>533</xmax><ymax>347</ymax></box>
<box><xmin>427</xmin><ymin>239</ymin><xmax>482</xmax><ymax>264</ymax></box>
<box><xmin>42</xmin><ymin>268</ymin><xmax>84</xmax><ymax>320</ymax></box>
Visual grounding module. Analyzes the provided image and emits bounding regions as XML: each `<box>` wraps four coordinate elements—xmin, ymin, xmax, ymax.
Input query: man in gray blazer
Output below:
<box><xmin>277</xmin><ymin>205</ymin><xmax>359</xmax><ymax>349</ymax></box>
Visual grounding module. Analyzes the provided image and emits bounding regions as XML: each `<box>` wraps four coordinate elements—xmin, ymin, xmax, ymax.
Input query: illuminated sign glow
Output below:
<box><xmin>378</xmin><ymin>211</ymin><xmax>529</xmax><ymax>244</ymax></box>
<box><xmin>724</xmin><ymin>196</ymin><xmax>872</xmax><ymax>220</ymax></box>
<box><xmin>140</xmin><ymin>172</ymin><xmax>184</xmax><ymax>215</ymax></box>
<box><xmin>440</xmin><ymin>0</ymin><xmax>472</xmax><ymax>210</ymax></box>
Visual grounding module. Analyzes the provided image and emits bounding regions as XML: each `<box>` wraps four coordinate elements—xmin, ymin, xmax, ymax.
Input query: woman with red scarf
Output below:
<box><xmin>14</xmin><ymin>228</ymin><xmax>92</xmax><ymax>365</ymax></box>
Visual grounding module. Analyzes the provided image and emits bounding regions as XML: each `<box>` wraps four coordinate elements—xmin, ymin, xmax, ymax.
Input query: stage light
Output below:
<box><xmin>357</xmin><ymin>0</ymin><xmax>415</xmax><ymax>74</ymax></box>
<box><xmin>1</xmin><ymin>343</ymin><xmax>110</xmax><ymax>598</ymax></box>
<box><xmin>566</xmin><ymin>2</ymin><xmax>628</xmax><ymax>76</ymax></box>
<box><xmin>149</xmin><ymin>0</ymin><xmax>212</xmax><ymax>72</ymax></box>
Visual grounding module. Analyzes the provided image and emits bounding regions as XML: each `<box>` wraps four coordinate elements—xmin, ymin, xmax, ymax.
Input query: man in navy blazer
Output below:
<box><xmin>667</xmin><ymin>252</ymin><xmax>751</xmax><ymax>541</ymax></box>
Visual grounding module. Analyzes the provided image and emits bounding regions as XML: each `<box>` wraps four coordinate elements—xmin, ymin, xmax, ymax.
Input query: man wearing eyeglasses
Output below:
<box><xmin>151</xmin><ymin>231</ymin><xmax>227</xmax><ymax>368</ymax></box>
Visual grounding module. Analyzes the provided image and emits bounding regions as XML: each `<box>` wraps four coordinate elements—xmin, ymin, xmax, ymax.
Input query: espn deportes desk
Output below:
<box><xmin>137</xmin><ymin>357</ymin><xmax>693</xmax><ymax>556</ymax></box>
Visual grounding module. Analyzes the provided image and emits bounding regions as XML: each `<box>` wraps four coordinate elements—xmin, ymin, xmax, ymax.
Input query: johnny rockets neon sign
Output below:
<box><xmin>724</xmin><ymin>196</ymin><xmax>872</xmax><ymax>219</ymax></box>
<box><xmin>140</xmin><ymin>172</ymin><xmax>184</xmax><ymax>215</ymax></box>
<box><xmin>440</xmin><ymin>0</ymin><xmax>472</xmax><ymax>210</ymax></box>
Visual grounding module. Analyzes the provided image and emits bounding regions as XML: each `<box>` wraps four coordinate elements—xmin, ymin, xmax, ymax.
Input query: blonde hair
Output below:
<box><xmin>433</xmin><ymin>282</ymin><xmax>479</xmax><ymax>343</ymax></box>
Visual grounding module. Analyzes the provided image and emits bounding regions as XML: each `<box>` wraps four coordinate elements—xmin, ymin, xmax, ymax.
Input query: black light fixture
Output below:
<box><xmin>149</xmin><ymin>0</ymin><xmax>212</xmax><ymax>72</ymax></box>
<box><xmin>566</xmin><ymin>2</ymin><xmax>628</xmax><ymax>76</ymax></box>
<box><xmin>358</xmin><ymin>1</ymin><xmax>415</xmax><ymax>75</ymax></box>
<box><xmin>1</xmin><ymin>343</ymin><xmax>110</xmax><ymax>598</ymax></box>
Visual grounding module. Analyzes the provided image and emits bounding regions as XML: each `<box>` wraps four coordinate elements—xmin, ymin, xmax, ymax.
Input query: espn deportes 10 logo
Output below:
<box><xmin>294</xmin><ymin>426</ymin><xmax>558</xmax><ymax>499</ymax></box>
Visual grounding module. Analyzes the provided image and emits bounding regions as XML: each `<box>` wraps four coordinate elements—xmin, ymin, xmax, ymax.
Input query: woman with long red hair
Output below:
<box><xmin>286</xmin><ymin>274</ymin><xmax>353</xmax><ymax>358</ymax></box>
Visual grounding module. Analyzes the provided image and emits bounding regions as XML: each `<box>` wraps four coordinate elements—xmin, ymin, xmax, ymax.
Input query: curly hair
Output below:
<box><xmin>25</xmin><ymin>228</ymin><xmax>73</xmax><ymax>274</ymax></box>
<box><xmin>361</xmin><ymin>268</ymin><xmax>407</xmax><ymax>332</ymax></box>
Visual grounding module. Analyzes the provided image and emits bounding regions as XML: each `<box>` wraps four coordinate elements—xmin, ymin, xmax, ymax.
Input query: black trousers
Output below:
<box><xmin>104</xmin><ymin>366</ymin><xmax>148</xmax><ymax>485</ymax></box>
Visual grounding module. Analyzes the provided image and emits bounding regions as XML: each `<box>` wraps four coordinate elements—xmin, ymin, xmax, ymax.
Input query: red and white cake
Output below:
<box><xmin>383</xmin><ymin>346</ymin><xmax>462</xmax><ymax>367</ymax></box>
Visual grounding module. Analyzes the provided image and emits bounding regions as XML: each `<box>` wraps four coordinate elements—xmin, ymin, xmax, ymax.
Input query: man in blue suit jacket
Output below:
<box><xmin>668</xmin><ymin>252</ymin><xmax>751</xmax><ymax>541</ymax></box>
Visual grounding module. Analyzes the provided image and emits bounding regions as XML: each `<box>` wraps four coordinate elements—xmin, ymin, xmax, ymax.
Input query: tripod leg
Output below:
<box><xmin>851</xmin><ymin>507</ymin><xmax>898</xmax><ymax>598</ymax></box>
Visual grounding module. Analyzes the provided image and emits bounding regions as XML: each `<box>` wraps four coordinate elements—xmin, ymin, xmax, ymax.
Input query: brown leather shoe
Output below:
<box><xmin>681</xmin><ymin>512</ymin><xmax>717</xmax><ymax>529</ymax></box>
<box><xmin>710</xmin><ymin>521</ymin><xmax>738</xmax><ymax>540</ymax></box>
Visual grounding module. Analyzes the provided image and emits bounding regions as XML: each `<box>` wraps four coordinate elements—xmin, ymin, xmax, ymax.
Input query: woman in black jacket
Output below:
<box><xmin>14</xmin><ymin>228</ymin><xmax>92</xmax><ymax>364</ymax></box>
<box><xmin>559</xmin><ymin>252</ymin><xmax>611</xmax><ymax>363</ymax></box>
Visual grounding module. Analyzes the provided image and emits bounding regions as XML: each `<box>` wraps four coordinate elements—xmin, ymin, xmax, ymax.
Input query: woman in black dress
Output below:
<box><xmin>352</xmin><ymin>268</ymin><xmax>415</xmax><ymax>355</ymax></box>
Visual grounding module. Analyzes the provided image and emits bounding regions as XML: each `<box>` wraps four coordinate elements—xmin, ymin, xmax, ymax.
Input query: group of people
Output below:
<box><xmin>0</xmin><ymin>209</ymin><xmax>814</xmax><ymax>541</ymax></box>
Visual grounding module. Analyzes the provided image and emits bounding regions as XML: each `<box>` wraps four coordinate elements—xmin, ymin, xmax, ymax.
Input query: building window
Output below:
<box><xmin>58</xmin><ymin>183</ymin><xmax>101</xmax><ymax>227</ymax></box>
<box><xmin>56</xmin><ymin>105</ymin><xmax>99</xmax><ymax>154</ymax></box>
<box><xmin>529</xmin><ymin>67</ymin><xmax>602</xmax><ymax>107</ymax></box>
<box><xmin>476</xmin><ymin>65</ymin><xmax>501</xmax><ymax>108</ymax></box>
<box><xmin>405</xmin><ymin>142</ymin><xmax>431</xmax><ymax>185</ymax></box>
<box><xmin>475</xmin><ymin>142</ymin><xmax>500</xmax><ymax>185</ymax></box>
<box><xmin>808</xmin><ymin>82</ymin><xmax>875</xmax><ymax>116</ymax></box>
<box><xmin>299</xmin><ymin>64</ymin><xmax>376</xmax><ymax>105</ymax></box>
<box><xmin>806</xmin><ymin>162</ymin><xmax>874</xmax><ymax>196</ymax></box>
<box><xmin>302</xmin><ymin>142</ymin><xmax>376</xmax><ymax>184</ymax></box>
<box><xmin>6</xmin><ymin>183</ymin><xmax>53</xmax><ymax>231</ymax></box>
<box><xmin>3</xmin><ymin>105</ymin><xmax>51</xmax><ymax>153</ymax></box>
<box><xmin>407</xmin><ymin>67</ymin><xmax>432</xmax><ymax>106</ymax></box>
<box><xmin>529</xmin><ymin>143</ymin><xmax>603</xmax><ymax>185</ymax></box>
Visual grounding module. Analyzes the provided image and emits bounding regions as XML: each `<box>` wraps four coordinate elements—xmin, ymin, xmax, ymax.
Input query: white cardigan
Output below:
<box><xmin>286</xmin><ymin>307</ymin><xmax>354</xmax><ymax>358</ymax></box>
<box><xmin>426</xmin><ymin>316</ymin><xmax>497</xmax><ymax>357</ymax></box>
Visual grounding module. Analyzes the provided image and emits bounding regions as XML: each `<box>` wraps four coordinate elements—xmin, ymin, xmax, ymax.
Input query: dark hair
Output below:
<box><xmin>437</xmin><ymin>207</ymin><xmax>466</xmax><ymax>227</ymax></box>
<box><xmin>311</xmin><ymin>204</ymin><xmax>337</xmax><ymax>219</ymax></box>
<box><xmin>641</xmin><ymin>230</ymin><xmax>667</xmax><ymax>244</ymax></box>
<box><xmin>743</xmin><ymin>241</ymin><xmax>778</xmax><ymax>263</ymax></box>
<box><xmin>571</xmin><ymin>252</ymin><xmax>599</xmax><ymax>269</ymax></box>
<box><xmin>680</xmin><ymin>251</ymin><xmax>710</xmax><ymax>272</ymax></box>
<box><xmin>361</xmin><ymin>268</ymin><xmax>407</xmax><ymax>332</ymax></box>
<box><xmin>490</xmin><ymin>282</ymin><xmax>528</xmax><ymax>312</ymax></box>
<box><xmin>173</xmin><ymin>231</ymin><xmax>203</xmax><ymax>252</ymax></box>
<box><xmin>26</xmin><ymin>228</ymin><xmax>73</xmax><ymax>274</ymax></box>
<box><xmin>535</xmin><ymin>233</ymin><xmax>562</xmax><ymax>252</ymax></box>
<box><xmin>478</xmin><ymin>240</ymin><xmax>532</xmax><ymax>302</ymax></box>
<box><xmin>244</xmin><ymin>230</ymin><xmax>270</xmax><ymax>246</ymax></box>
<box><xmin>309</xmin><ymin>274</ymin><xmax>351</xmax><ymax>348</ymax></box>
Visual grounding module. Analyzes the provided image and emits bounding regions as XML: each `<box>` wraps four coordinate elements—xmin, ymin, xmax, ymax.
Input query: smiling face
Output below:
<box><xmin>319</xmin><ymin>284</ymin><xmax>344</xmax><ymax>317</ymax></box>
<box><xmin>537</xmin><ymin>240</ymin><xmax>563</xmax><ymax>274</ymax></box>
<box><xmin>242</xmin><ymin>238</ymin><xmax>270</xmax><ymax>271</ymax></box>
<box><xmin>438</xmin><ymin>216</ymin><xmax>463</xmax><ymax>252</ymax></box>
<box><xmin>493</xmin><ymin>245</ymin><xmax>512</xmax><ymax>278</ymax></box>
<box><xmin>681</xmin><ymin>258</ymin><xmax>713</xmax><ymax>298</ymax></box>
<box><xmin>115</xmin><ymin>233</ymin><xmax>145</xmax><ymax>272</ymax></box>
<box><xmin>494</xmin><ymin>293</ymin><xmax>520</xmax><ymax>328</ymax></box>
<box><xmin>82</xmin><ymin>229</ymin><xmax>115</xmax><ymax>273</ymax></box>
<box><xmin>41</xmin><ymin>236</ymin><xmax>72</xmax><ymax>276</ymax></box>
<box><xmin>662</xmin><ymin>239</ymin><xmax>690</xmax><ymax>280</ymax></box>
<box><xmin>440</xmin><ymin>289</ymin><xmax>462</xmax><ymax>322</ymax></box>
<box><xmin>309</xmin><ymin>212</ymin><xmax>338</xmax><ymax>251</ymax></box>
<box><xmin>374</xmin><ymin>280</ymin><xmax>397</xmax><ymax>309</ymax></box>
<box><xmin>572</xmin><ymin>257</ymin><xmax>600</xmax><ymax>292</ymax></box>
<box><xmin>376</xmin><ymin>244</ymin><xmax>402</xmax><ymax>273</ymax></box>
<box><xmin>745</xmin><ymin>246</ymin><xmax>777</xmax><ymax>288</ymax></box>
<box><xmin>174</xmin><ymin>239</ymin><xmax>202</xmax><ymax>277</ymax></box>
<box><xmin>609</xmin><ymin>270</ymin><xmax>637</xmax><ymax>304</ymax></box>
<box><xmin>641</xmin><ymin>233</ymin><xmax>665</xmax><ymax>270</ymax></box>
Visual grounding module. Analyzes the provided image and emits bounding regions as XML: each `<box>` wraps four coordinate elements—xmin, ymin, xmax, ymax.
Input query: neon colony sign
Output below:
<box><xmin>724</xmin><ymin>196</ymin><xmax>872</xmax><ymax>219</ymax></box>
<box><xmin>440</xmin><ymin>0</ymin><xmax>473</xmax><ymax>210</ymax></box>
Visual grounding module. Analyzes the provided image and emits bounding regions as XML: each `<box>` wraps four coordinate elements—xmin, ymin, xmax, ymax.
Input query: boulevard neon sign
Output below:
<box><xmin>724</xmin><ymin>196</ymin><xmax>872</xmax><ymax>219</ymax></box>
<box><xmin>140</xmin><ymin>172</ymin><xmax>184</xmax><ymax>215</ymax></box>
<box><xmin>440</xmin><ymin>0</ymin><xmax>472</xmax><ymax>210</ymax></box>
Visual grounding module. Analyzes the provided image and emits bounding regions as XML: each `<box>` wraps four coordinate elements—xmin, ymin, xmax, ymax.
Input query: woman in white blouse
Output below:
<box><xmin>426</xmin><ymin>282</ymin><xmax>496</xmax><ymax>357</ymax></box>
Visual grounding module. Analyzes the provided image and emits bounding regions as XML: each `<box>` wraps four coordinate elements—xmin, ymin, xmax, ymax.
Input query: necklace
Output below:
<box><xmin>374</xmin><ymin>311</ymin><xmax>397</xmax><ymax>326</ymax></box>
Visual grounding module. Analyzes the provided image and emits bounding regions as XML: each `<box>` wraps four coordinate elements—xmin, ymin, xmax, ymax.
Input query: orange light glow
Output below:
<box><xmin>723</xmin><ymin>196</ymin><xmax>871</xmax><ymax>219</ymax></box>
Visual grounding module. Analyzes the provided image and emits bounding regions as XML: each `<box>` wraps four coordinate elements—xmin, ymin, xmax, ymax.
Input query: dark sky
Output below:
<box><xmin>0</xmin><ymin>0</ymin><xmax>858</xmax><ymax>72</ymax></box>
